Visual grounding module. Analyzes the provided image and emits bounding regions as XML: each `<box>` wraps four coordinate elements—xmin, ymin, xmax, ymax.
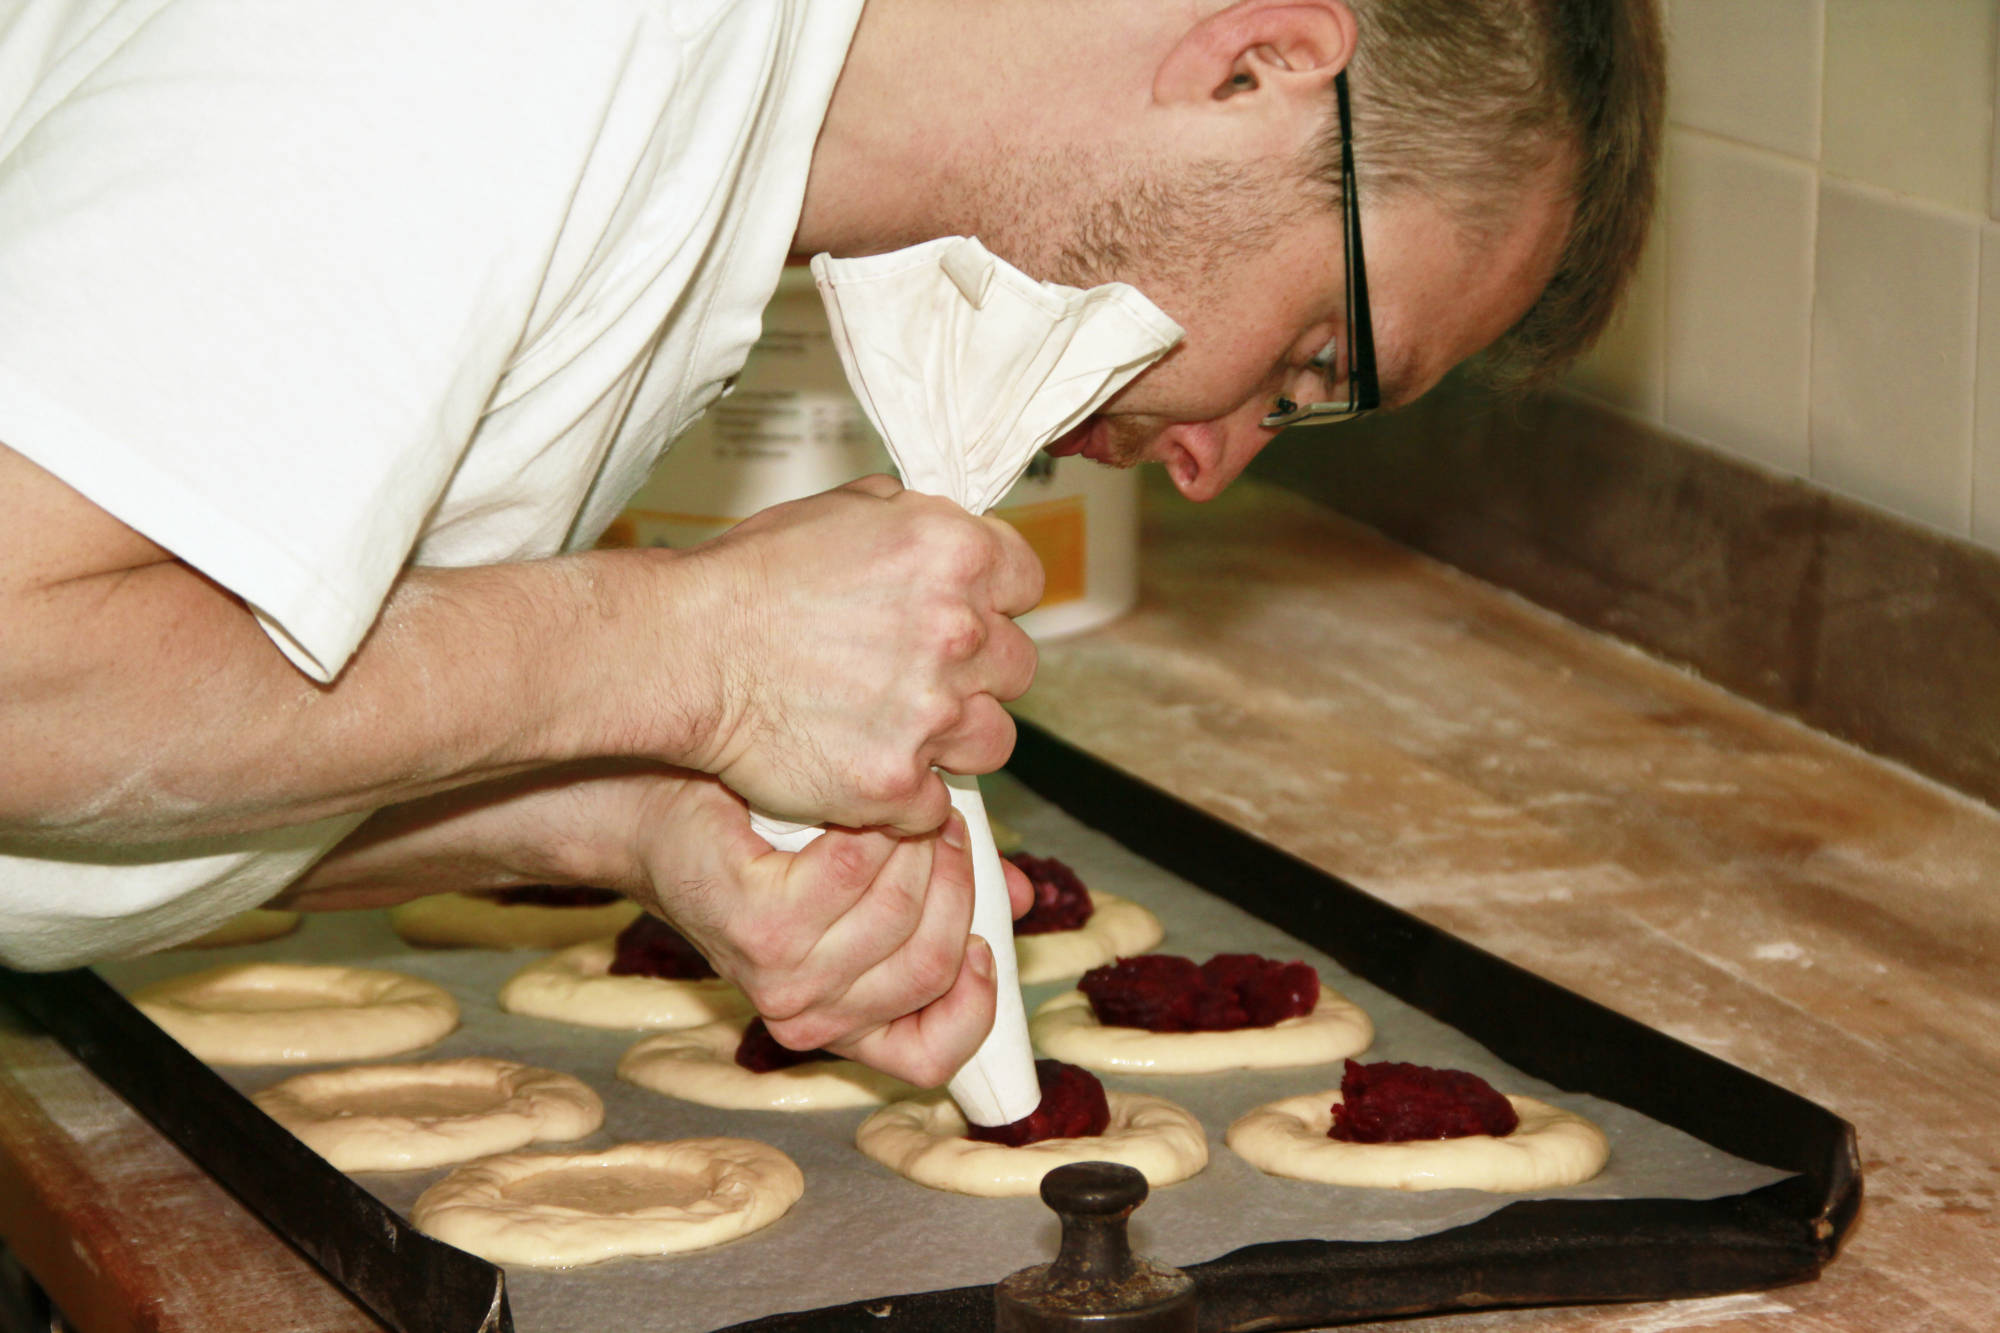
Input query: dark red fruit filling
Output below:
<box><xmin>733</xmin><ymin>1018</ymin><xmax>840</xmax><ymax>1073</ymax></box>
<box><xmin>1078</xmin><ymin>953</ymin><xmax>1319</xmax><ymax>1032</ymax></box>
<box><xmin>607</xmin><ymin>914</ymin><xmax>717</xmax><ymax>979</ymax></box>
<box><xmin>1005</xmin><ymin>853</ymin><xmax>1094</xmax><ymax>935</ymax></box>
<box><xmin>964</xmin><ymin>1059</ymin><xmax>1110</xmax><ymax>1147</ymax></box>
<box><xmin>1327</xmin><ymin>1060</ymin><xmax>1520</xmax><ymax>1143</ymax></box>
<box><xmin>475</xmin><ymin>885</ymin><xmax>624</xmax><ymax>909</ymax></box>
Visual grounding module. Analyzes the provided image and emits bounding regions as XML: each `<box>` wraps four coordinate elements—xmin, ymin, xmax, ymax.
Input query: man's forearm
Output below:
<box><xmin>1</xmin><ymin>542</ymin><xmax>727</xmax><ymax>848</ymax></box>
<box><xmin>270</xmin><ymin>762</ymin><xmax>662</xmax><ymax>912</ymax></box>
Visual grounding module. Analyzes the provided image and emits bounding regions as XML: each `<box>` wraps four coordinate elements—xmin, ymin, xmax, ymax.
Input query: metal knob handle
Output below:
<box><xmin>993</xmin><ymin>1162</ymin><xmax>1197</xmax><ymax>1332</ymax></box>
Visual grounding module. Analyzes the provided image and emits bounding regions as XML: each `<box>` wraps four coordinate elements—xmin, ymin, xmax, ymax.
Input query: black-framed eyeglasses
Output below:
<box><xmin>1261</xmin><ymin>69</ymin><xmax>1380</xmax><ymax>431</ymax></box>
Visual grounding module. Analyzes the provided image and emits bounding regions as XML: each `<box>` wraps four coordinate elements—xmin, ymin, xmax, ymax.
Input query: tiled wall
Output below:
<box><xmin>1567</xmin><ymin>0</ymin><xmax>2000</xmax><ymax>550</ymax></box>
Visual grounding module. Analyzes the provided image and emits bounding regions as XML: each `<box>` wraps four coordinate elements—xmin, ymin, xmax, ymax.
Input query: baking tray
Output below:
<box><xmin>4</xmin><ymin>717</ymin><xmax>1860</xmax><ymax>1332</ymax></box>
<box><xmin>723</xmin><ymin>720</ymin><xmax>1859</xmax><ymax>1330</ymax></box>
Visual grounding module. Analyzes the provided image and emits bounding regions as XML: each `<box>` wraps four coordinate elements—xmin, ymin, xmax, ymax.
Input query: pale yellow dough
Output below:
<box><xmin>987</xmin><ymin>815</ymin><xmax>1024</xmax><ymax>854</ymax></box>
<box><xmin>1226</xmin><ymin>1090</ymin><xmax>1610</xmax><ymax>1192</ymax></box>
<box><xmin>412</xmin><ymin>1139</ymin><xmax>804</xmax><ymax>1267</ymax></box>
<box><xmin>253</xmin><ymin>1057</ymin><xmax>603</xmax><ymax>1172</ymax></box>
<box><xmin>177</xmin><ymin>908</ymin><xmax>302</xmax><ymax>949</ymax></box>
<box><xmin>132</xmin><ymin>963</ymin><xmax>458</xmax><ymax>1065</ymax></box>
<box><xmin>1013</xmin><ymin>891</ymin><xmax>1165</xmax><ymax>984</ymax></box>
<box><xmin>389</xmin><ymin>891</ymin><xmax>641</xmax><ymax>950</ymax></box>
<box><xmin>1029</xmin><ymin>985</ymin><xmax>1372</xmax><ymax>1074</ymax></box>
<box><xmin>855</xmin><ymin>1089</ymin><xmax>1207</xmax><ymax>1197</ymax></box>
<box><xmin>618</xmin><ymin>1018</ymin><xmax>915</xmax><ymax>1111</ymax></box>
<box><xmin>499</xmin><ymin>938</ymin><xmax>748</xmax><ymax>1030</ymax></box>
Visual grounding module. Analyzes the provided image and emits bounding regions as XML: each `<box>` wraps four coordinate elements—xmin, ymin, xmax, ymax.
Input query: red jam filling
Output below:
<box><xmin>1078</xmin><ymin>953</ymin><xmax>1320</xmax><ymax>1032</ymax></box>
<box><xmin>1327</xmin><ymin>1060</ymin><xmax>1520</xmax><ymax>1143</ymax></box>
<box><xmin>733</xmin><ymin>1017</ymin><xmax>840</xmax><ymax>1073</ymax></box>
<box><xmin>475</xmin><ymin>885</ymin><xmax>624</xmax><ymax>909</ymax></box>
<box><xmin>964</xmin><ymin>1059</ymin><xmax>1111</xmax><ymax>1147</ymax></box>
<box><xmin>1005</xmin><ymin>853</ymin><xmax>1095</xmax><ymax>935</ymax></box>
<box><xmin>607</xmin><ymin>914</ymin><xmax>718</xmax><ymax>980</ymax></box>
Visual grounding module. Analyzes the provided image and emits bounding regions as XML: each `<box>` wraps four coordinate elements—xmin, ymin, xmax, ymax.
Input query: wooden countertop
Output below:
<box><xmin>1014</xmin><ymin>474</ymin><xmax>2000</xmax><ymax>1333</ymax></box>
<box><xmin>4</xmin><ymin>473</ymin><xmax>1995</xmax><ymax>1332</ymax></box>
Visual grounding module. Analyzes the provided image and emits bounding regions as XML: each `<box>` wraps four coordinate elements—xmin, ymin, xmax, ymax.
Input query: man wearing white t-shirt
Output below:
<box><xmin>0</xmin><ymin>0</ymin><xmax>1661</xmax><ymax>1083</ymax></box>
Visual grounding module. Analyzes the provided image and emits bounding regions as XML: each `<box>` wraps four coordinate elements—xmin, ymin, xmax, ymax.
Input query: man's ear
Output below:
<box><xmin>1153</xmin><ymin>0</ymin><xmax>1357</xmax><ymax>106</ymax></box>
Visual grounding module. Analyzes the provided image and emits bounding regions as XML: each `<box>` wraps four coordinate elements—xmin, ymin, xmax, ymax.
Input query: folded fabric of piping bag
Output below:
<box><xmin>746</xmin><ymin>236</ymin><xmax>1182</xmax><ymax>1124</ymax></box>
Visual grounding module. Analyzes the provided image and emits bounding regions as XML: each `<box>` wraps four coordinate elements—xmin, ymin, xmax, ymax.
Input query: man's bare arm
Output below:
<box><xmin>1</xmin><ymin>442</ymin><xmax>1041</xmax><ymax>849</ymax></box>
<box><xmin>0</xmin><ymin>442</ymin><xmax>732</xmax><ymax>846</ymax></box>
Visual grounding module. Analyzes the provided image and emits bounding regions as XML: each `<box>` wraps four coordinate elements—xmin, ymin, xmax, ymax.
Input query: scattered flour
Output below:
<box><xmin>1586</xmin><ymin>1293</ymin><xmax>1795</xmax><ymax>1331</ymax></box>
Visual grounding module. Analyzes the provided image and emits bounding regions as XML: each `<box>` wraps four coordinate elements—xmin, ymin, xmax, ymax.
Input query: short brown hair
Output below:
<box><xmin>1321</xmin><ymin>0</ymin><xmax>1665</xmax><ymax>391</ymax></box>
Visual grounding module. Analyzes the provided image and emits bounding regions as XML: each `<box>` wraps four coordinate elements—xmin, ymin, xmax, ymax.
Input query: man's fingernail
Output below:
<box><xmin>942</xmin><ymin>813</ymin><xmax>967</xmax><ymax>850</ymax></box>
<box><xmin>968</xmin><ymin>937</ymin><xmax>994</xmax><ymax>980</ymax></box>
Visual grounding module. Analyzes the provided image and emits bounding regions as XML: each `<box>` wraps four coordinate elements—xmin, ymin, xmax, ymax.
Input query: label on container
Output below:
<box><xmin>992</xmin><ymin>496</ymin><xmax>1086</xmax><ymax>608</ymax></box>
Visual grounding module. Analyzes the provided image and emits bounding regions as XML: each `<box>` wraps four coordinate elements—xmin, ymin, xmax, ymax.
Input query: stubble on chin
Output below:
<box><xmin>1092</xmin><ymin>415</ymin><xmax>1161</xmax><ymax>469</ymax></box>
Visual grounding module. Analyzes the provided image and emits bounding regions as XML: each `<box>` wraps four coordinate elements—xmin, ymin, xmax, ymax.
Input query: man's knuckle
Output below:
<box><xmin>907</xmin><ymin>943</ymin><xmax>958</xmax><ymax>1001</ymax></box>
<box><xmin>932</xmin><ymin>605</ymin><xmax>986</xmax><ymax>661</ymax></box>
<box><xmin>746</xmin><ymin>971</ymin><xmax>814</xmax><ymax>1019</ymax></box>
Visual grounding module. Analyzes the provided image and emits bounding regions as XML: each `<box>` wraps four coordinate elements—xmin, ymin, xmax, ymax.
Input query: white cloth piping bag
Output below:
<box><xmin>747</xmin><ymin>238</ymin><xmax>1182</xmax><ymax>1125</ymax></box>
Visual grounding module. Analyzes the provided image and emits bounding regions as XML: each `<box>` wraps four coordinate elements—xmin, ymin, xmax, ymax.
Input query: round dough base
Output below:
<box><xmin>176</xmin><ymin>909</ymin><xmax>302</xmax><ymax>949</ymax></box>
<box><xmin>413</xmin><ymin>1139</ymin><xmax>803</xmax><ymax>1267</ymax></box>
<box><xmin>390</xmin><ymin>891</ymin><xmax>641</xmax><ymax>950</ymax></box>
<box><xmin>1013</xmin><ymin>892</ymin><xmax>1165</xmax><ymax>984</ymax></box>
<box><xmin>1029</xmin><ymin>985</ymin><xmax>1373</xmax><ymax>1074</ymax></box>
<box><xmin>133</xmin><ymin>963</ymin><xmax>459</xmax><ymax>1065</ymax></box>
<box><xmin>253</xmin><ymin>1057</ymin><xmax>603</xmax><ymax>1171</ymax></box>
<box><xmin>856</xmin><ymin>1089</ymin><xmax>1207</xmax><ymax>1197</ymax></box>
<box><xmin>1226</xmin><ymin>1090</ymin><xmax>1609</xmax><ymax>1192</ymax></box>
<box><xmin>619</xmin><ymin>1019</ymin><xmax>915</xmax><ymax>1111</ymax></box>
<box><xmin>499</xmin><ymin>939</ymin><xmax>748</xmax><ymax>1030</ymax></box>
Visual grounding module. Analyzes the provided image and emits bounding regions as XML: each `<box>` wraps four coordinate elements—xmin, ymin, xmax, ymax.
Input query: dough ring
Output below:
<box><xmin>855</xmin><ymin>1089</ymin><xmax>1207</xmax><ymax>1197</ymax></box>
<box><xmin>1014</xmin><ymin>891</ymin><xmax>1165</xmax><ymax>984</ymax></box>
<box><xmin>389</xmin><ymin>891</ymin><xmax>641</xmax><ymax>950</ymax></box>
<box><xmin>619</xmin><ymin>1018</ymin><xmax>916</xmax><ymax>1111</ymax></box>
<box><xmin>253</xmin><ymin>1057</ymin><xmax>603</xmax><ymax>1172</ymax></box>
<box><xmin>1029</xmin><ymin>985</ymin><xmax>1372</xmax><ymax>1074</ymax></box>
<box><xmin>499</xmin><ymin>938</ymin><xmax>748</xmax><ymax>1030</ymax></box>
<box><xmin>132</xmin><ymin>962</ymin><xmax>458</xmax><ymax>1065</ymax></box>
<box><xmin>412</xmin><ymin>1138</ymin><xmax>804</xmax><ymax>1266</ymax></box>
<box><xmin>175</xmin><ymin>908</ymin><xmax>302</xmax><ymax>949</ymax></box>
<box><xmin>1226</xmin><ymin>1090</ymin><xmax>1610</xmax><ymax>1192</ymax></box>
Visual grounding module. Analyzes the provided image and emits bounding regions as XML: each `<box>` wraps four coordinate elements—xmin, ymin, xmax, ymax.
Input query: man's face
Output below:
<box><xmin>1034</xmin><ymin>159</ymin><xmax>1573</xmax><ymax>501</ymax></box>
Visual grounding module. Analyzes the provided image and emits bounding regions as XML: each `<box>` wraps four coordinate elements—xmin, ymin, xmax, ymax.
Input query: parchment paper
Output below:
<box><xmin>98</xmin><ymin>773</ymin><xmax>1792</xmax><ymax>1332</ymax></box>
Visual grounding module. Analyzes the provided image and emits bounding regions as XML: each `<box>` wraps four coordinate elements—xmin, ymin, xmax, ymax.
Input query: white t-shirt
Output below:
<box><xmin>0</xmin><ymin>0</ymin><xmax>865</xmax><ymax>968</ymax></box>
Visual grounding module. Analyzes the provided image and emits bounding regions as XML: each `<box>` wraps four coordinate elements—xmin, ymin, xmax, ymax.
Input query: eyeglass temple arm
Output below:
<box><xmin>1335</xmin><ymin>70</ymin><xmax>1379</xmax><ymax>413</ymax></box>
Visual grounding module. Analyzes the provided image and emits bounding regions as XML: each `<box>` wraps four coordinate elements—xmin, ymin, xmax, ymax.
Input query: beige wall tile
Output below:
<box><xmin>1669</xmin><ymin>0</ymin><xmax>1823</xmax><ymax>159</ymax></box>
<box><xmin>1566</xmin><ymin>192</ymin><xmax>1668</xmax><ymax>418</ymax></box>
<box><xmin>1811</xmin><ymin>179</ymin><xmax>1978</xmax><ymax>535</ymax></box>
<box><xmin>1823</xmin><ymin>0</ymin><xmax>1996</xmax><ymax>214</ymax></box>
<box><xmin>1992</xmin><ymin>34</ymin><xmax>2000</xmax><ymax>220</ymax></box>
<box><xmin>1976</xmin><ymin>224</ymin><xmax>2000</xmax><ymax>546</ymax></box>
<box><xmin>1662</xmin><ymin>131</ymin><xmax>1816</xmax><ymax>476</ymax></box>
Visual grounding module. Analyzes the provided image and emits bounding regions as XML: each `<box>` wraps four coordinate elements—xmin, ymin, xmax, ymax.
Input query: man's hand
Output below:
<box><xmin>283</xmin><ymin>762</ymin><xmax>1035</xmax><ymax>1086</ymax></box>
<box><xmin>673</xmin><ymin>475</ymin><xmax>1043</xmax><ymax>836</ymax></box>
<box><xmin>623</xmin><ymin>770</ymin><xmax>1028</xmax><ymax>1087</ymax></box>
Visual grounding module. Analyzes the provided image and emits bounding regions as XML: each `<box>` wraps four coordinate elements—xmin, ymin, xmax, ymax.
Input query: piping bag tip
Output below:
<box><xmin>937</xmin><ymin>773</ymin><xmax>1039</xmax><ymax>1126</ymax></box>
<box><xmin>749</xmin><ymin>779</ymin><xmax>1038</xmax><ymax>1126</ymax></box>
